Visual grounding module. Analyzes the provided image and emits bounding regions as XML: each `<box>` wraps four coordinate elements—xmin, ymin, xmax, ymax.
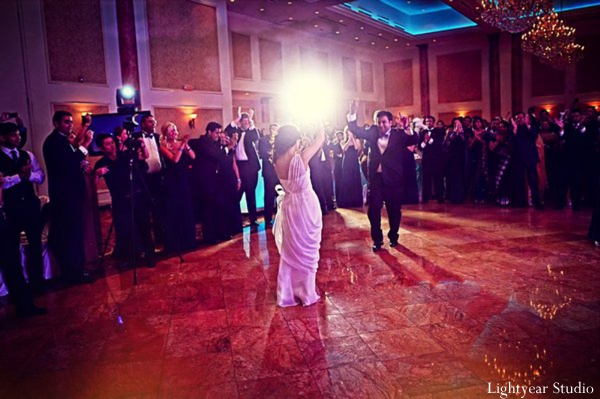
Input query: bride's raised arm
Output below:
<box><xmin>300</xmin><ymin>123</ymin><xmax>325</xmax><ymax>167</ymax></box>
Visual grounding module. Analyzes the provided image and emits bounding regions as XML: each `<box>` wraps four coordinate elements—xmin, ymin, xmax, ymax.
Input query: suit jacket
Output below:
<box><xmin>225</xmin><ymin>123</ymin><xmax>260</xmax><ymax>173</ymax></box>
<box><xmin>42</xmin><ymin>130</ymin><xmax>87</xmax><ymax>205</ymax></box>
<box><xmin>193</xmin><ymin>134</ymin><xmax>226</xmax><ymax>197</ymax></box>
<box><xmin>347</xmin><ymin>121</ymin><xmax>419</xmax><ymax>189</ymax></box>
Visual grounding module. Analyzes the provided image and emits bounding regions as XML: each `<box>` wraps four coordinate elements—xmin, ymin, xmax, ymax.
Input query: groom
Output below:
<box><xmin>346</xmin><ymin>100</ymin><xmax>419</xmax><ymax>251</ymax></box>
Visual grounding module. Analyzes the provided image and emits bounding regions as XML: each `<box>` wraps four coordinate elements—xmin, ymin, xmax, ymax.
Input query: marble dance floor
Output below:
<box><xmin>0</xmin><ymin>203</ymin><xmax>599</xmax><ymax>398</ymax></box>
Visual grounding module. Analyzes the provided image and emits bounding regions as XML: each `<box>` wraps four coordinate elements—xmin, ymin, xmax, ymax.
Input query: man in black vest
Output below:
<box><xmin>225</xmin><ymin>109</ymin><xmax>261</xmax><ymax>227</ymax></box>
<box><xmin>0</xmin><ymin>123</ymin><xmax>45</xmax><ymax>290</ymax></box>
<box><xmin>346</xmin><ymin>100</ymin><xmax>419</xmax><ymax>251</ymax></box>
<box><xmin>43</xmin><ymin>111</ymin><xmax>95</xmax><ymax>284</ymax></box>
<box><xmin>0</xmin><ymin>175</ymin><xmax>46</xmax><ymax>317</ymax></box>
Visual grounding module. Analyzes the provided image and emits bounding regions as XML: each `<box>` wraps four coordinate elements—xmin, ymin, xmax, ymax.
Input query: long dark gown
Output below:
<box><xmin>337</xmin><ymin>146</ymin><xmax>363</xmax><ymax>208</ymax></box>
<box><xmin>218</xmin><ymin>150</ymin><xmax>243</xmax><ymax>237</ymax></box>
<box><xmin>163</xmin><ymin>151</ymin><xmax>197</xmax><ymax>252</ymax></box>
<box><xmin>401</xmin><ymin>147</ymin><xmax>419</xmax><ymax>205</ymax></box>
<box><xmin>444</xmin><ymin>132</ymin><xmax>467</xmax><ymax>204</ymax></box>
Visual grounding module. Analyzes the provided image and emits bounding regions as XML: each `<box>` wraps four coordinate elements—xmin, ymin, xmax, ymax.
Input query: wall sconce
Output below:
<box><xmin>188</xmin><ymin>113</ymin><xmax>197</xmax><ymax>129</ymax></box>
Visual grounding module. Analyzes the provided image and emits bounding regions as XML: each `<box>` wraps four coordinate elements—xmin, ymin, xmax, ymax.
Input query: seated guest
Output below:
<box><xmin>0</xmin><ymin>123</ymin><xmax>45</xmax><ymax>290</ymax></box>
<box><xmin>159</xmin><ymin>122</ymin><xmax>197</xmax><ymax>252</ymax></box>
<box><xmin>0</xmin><ymin>175</ymin><xmax>46</xmax><ymax>317</ymax></box>
<box><xmin>94</xmin><ymin>133</ymin><xmax>155</xmax><ymax>267</ymax></box>
<box><xmin>43</xmin><ymin>111</ymin><xmax>95</xmax><ymax>284</ymax></box>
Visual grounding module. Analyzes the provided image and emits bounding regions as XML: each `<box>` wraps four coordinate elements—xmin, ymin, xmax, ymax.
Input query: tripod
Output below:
<box><xmin>97</xmin><ymin>133</ymin><xmax>183</xmax><ymax>286</ymax></box>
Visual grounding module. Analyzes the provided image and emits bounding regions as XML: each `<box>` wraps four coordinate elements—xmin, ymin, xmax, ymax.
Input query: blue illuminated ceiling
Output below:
<box><xmin>341</xmin><ymin>0</ymin><xmax>600</xmax><ymax>36</ymax></box>
<box><xmin>342</xmin><ymin>0</ymin><xmax>477</xmax><ymax>35</ymax></box>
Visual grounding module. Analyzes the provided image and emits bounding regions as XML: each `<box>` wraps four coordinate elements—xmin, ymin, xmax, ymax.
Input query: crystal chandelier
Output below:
<box><xmin>481</xmin><ymin>0</ymin><xmax>553</xmax><ymax>33</ymax></box>
<box><xmin>521</xmin><ymin>12</ymin><xmax>585</xmax><ymax>69</ymax></box>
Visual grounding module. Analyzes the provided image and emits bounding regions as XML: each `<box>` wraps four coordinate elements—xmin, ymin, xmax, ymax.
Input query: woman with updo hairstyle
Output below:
<box><xmin>272</xmin><ymin>123</ymin><xmax>325</xmax><ymax>307</ymax></box>
<box><xmin>159</xmin><ymin>121</ymin><xmax>197</xmax><ymax>253</ymax></box>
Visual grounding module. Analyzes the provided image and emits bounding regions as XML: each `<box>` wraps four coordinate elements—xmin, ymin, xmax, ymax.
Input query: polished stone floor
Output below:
<box><xmin>0</xmin><ymin>203</ymin><xmax>599</xmax><ymax>398</ymax></box>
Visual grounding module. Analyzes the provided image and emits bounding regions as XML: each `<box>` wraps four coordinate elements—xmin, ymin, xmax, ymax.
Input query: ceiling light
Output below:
<box><xmin>335</xmin><ymin>31</ymin><xmax>340</xmax><ymax>35</ymax></box>
<box><xmin>355</xmin><ymin>36</ymin><xmax>359</xmax><ymax>41</ymax></box>
<box><xmin>385</xmin><ymin>46</ymin><xmax>389</xmax><ymax>49</ymax></box>
<box><xmin>315</xmin><ymin>11</ymin><xmax>319</xmax><ymax>14</ymax></box>
<box><xmin>287</xmin><ymin>1</ymin><xmax>292</xmax><ymax>4</ymax></box>
<box><xmin>259</xmin><ymin>8</ymin><xmax>264</xmax><ymax>12</ymax></box>
<box><xmin>371</xmin><ymin>42</ymin><xmax>375</xmax><ymax>45</ymax></box>
<box><xmin>314</xmin><ymin>24</ymin><xmax>319</xmax><ymax>28</ymax></box>
<box><xmin>339</xmin><ymin>19</ymin><xmax>344</xmax><ymax>23</ymax></box>
<box><xmin>288</xmin><ymin>17</ymin><xmax>293</xmax><ymax>20</ymax></box>
<box><xmin>406</xmin><ymin>43</ymin><xmax>410</xmax><ymax>46</ymax></box>
<box><xmin>378</xmin><ymin>33</ymin><xmax>382</xmax><ymax>36</ymax></box>
<box><xmin>360</xmin><ymin>26</ymin><xmax>365</xmax><ymax>30</ymax></box>
<box><xmin>394</xmin><ymin>38</ymin><xmax>398</xmax><ymax>42</ymax></box>
<box><xmin>481</xmin><ymin>0</ymin><xmax>552</xmax><ymax>33</ymax></box>
<box><xmin>433</xmin><ymin>39</ymin><xmax>437</xmax><ymax>42</ymax></box>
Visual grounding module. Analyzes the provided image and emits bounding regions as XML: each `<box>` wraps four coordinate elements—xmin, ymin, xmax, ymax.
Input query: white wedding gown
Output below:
<box><xmin>273</xmin><ymin>154</ymin><xmax>322</xmax><ymax>307</ymax></box>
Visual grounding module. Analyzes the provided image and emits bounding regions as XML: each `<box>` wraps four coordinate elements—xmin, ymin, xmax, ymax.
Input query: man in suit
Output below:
<box><xmin>225</xmin><ymin>109</ymin><xmax>261</xmax><ymax>227</ymax></box>
<box><xmin>346</xmin><ymin>101</ymin><xmax>419</xmax><ymax>251</ymax></box>
<box><xmin>43</xmin><ymin>111</ymin><xmax>95</xmax><ymax>284</ymax></box>
<box><xmin>195</xmin><ymin>122</ymin><xmax>235</xmax><ymax>242</ymax></box>
<box><xmin>135</xmin><ymin>114</ymin><xmax>165</xmax><ymax>244</ymax></box>
<box><xmin>258</xmin><ymin>123</ymin><xmax>280</xmax><ymax>227</ymax></box>
<box><xmin>511</xmin><ymin>112</ymin><xmax>543</xmax><ymax>209</ymax></box>
<box><xmin>0</xmin><ymin>123</ymin><xmax>45</xmax><ymax>290</ymax></box>
<box><xmin>0</xmin><ymin>175</ymin><xmax>46</xmax><ymax>317</ymax></box>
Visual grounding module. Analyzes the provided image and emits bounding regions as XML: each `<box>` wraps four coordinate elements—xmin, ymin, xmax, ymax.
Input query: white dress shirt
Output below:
<box><xmin>142</xmin><ymin>134</ymin><xmax>162</xmax><ymax>174</ymax></box>
<box><xmin>1</xmin><ymin>146</ymin><xmax>45</xmax><ymax>189</ymax></box>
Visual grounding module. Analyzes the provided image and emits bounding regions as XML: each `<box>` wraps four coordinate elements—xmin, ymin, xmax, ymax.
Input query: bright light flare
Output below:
<box><xmin>119</xmin><ymin>85</ymin><xmax>136</xmax><ymax>100</ymax></box>
<box><xmin>281</xmin><ymin>73</ymin><xmax>339</xmax><ymax>123</ymax></box>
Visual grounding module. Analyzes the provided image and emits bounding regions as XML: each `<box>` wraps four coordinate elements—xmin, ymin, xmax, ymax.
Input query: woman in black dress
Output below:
<box><xmin>218</xmin><ymin>130</ymin><xmax>242</xmax><ymax>238</ymax></box>
<box><xmin>159</xmin><ymin>122</ymin><xmax>197</xmax><ymax>253</ymax></box>
<box><xmin>443</xmin><ymin>118</ymin><xmax>467</xmax><ymax>204</ymax></box>
<box><xmin>337</xmin><ymin>130</ymin><xmax>363</xmax><ymax>208</ymax></box>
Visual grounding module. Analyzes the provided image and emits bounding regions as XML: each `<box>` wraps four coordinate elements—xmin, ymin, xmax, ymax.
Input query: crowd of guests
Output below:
<box><xmin>0</xmin><ymin>104</ymin><xmax>599</xmax><ymax>318</ymax></box>
<box><xmin>310</xmin><ymin>107</ymin><xmax>600</xmax><ymax>213</ymax></box>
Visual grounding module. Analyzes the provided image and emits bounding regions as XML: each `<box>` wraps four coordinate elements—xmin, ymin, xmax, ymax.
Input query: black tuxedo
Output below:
<box><xmin>348</xmin><ymin>121</ymin><xmax>419</xmax><ymax>244</ymax></box>
<box><xmin>225</xmin><ymin>124</ymin><xmax>260</xmax><ymax>223</ymax></box>
<box><xmin>194</xmin><ymin>134</ymin><xmax>227</xmax><ymax>241</ymax></box>
<box><xmin>133</xmin><ymin>131</ymin><xmax>165</xmax><ymax>243</ymax></box>
<box><xmin>512</xmin><ymin>124</ymin><xmax>541</xmax><ymax>208</ymax></box>
<box><xmin>43</xmin><ymin>130</ymin><xmax>88</xmax><ymax>281</ymax></box>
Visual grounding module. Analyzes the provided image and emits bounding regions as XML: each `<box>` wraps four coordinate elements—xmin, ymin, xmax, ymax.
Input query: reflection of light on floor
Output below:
<box><xmin>528</xmin><ymin>265</ymin><xmax>572</xmax><ymax>320</ymax></box>
<box><xmin>484</xmin><ymin>342</ymin><xmax>549</xmax><ymax>386</ymax></box>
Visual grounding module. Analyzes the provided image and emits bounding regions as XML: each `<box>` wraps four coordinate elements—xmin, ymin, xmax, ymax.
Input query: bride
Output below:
<box><xmin>272</xmin><ymin>123</ymin><xmax>325</xmax><ymax>307</ymax></box>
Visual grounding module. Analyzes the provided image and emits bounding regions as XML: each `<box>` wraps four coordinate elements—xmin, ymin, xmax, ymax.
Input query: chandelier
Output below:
<box><xmin>521</xmin><ymin>12</ymin><xmax>585</xmax><ymax>69</ymax></box>
<box><xmin>481</xmin><ymin>0</ymin><xmax>553</xmax><ymax>33</ymax></box>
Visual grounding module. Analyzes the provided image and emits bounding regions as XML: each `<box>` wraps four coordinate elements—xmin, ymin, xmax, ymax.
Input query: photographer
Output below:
<box><xmin>94</xmin><ymin>133</ymin><xmax>155</xmax><ymax>267</ymax></box>
<box><xmin>0</xmin><ymin>123</ymin><xmax>45</xmax><ymax>291</ymax></box>
<box><xmin>43</xmin><ymin>111</ymin><xmax>95</xmax><ymax>284</ymax></box>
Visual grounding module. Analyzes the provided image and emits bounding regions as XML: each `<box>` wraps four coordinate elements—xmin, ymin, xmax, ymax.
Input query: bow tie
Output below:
<box><xmin>143</xmin><ymin>133</ymin><xmax>154</xmax><ymax>139</ymax></box>
<box><xmin>380</xmin><ymin>132</ymin><xmax>390</xmax><ymax>138</ymax></box>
